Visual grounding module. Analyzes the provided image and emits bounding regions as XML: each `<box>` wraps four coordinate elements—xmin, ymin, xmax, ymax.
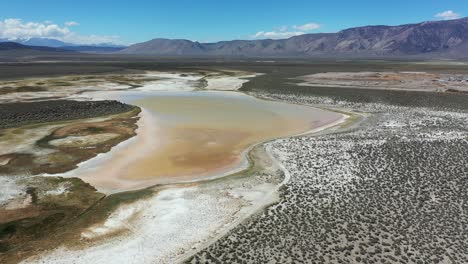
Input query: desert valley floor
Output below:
<box><xmin>0</xmin><ymin>60</ymin><xmax>466</xmax><ymax>264</ymax></box>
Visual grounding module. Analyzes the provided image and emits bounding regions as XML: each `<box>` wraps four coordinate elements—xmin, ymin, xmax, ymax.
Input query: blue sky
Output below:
<box><xmin>0</xmin><ymin>0</ymin><xmax>467</xmax><ymax>45</ymax></box>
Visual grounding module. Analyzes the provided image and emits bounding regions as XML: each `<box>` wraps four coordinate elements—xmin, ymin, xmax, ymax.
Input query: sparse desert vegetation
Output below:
<box><xmin>188</xmin><ymin>86</ymin><xmax>468</xmax><ymax>263</ymax></box>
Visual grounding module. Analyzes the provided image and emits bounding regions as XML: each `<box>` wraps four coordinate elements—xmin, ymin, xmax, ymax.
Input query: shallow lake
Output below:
<box><xmin>75</xmin><ymin>91</ymin><xmax>343</xmax><ymax>192</ymax></box>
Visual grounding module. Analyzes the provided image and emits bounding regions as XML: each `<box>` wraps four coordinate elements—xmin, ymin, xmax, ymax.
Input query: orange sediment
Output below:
<box><xmin>76</xmin><ymin>91</ymin><xmax>343</xmax><ymax>192</ymax></box>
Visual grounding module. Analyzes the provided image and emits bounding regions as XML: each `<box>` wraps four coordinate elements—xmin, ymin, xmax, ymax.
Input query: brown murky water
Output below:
<box><xmin>76</xmin><ymin>91</ymin><xmax>342</xmax><ymax>192</ymax></box>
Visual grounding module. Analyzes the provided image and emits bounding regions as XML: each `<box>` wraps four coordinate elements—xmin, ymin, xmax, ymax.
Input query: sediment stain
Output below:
<box><xmin>76</xmin><ymin>91</ymin><xmax>342</xmax><ymax>191</ymax></box>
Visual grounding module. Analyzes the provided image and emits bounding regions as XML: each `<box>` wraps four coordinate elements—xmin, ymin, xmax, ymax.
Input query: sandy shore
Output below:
<box><xmin>51</xmin><ymin>108</ymin><xmax>160</xmax><ymax>193</ymax></box>
<box><xmin>204</xmin><ymin>73</ymin><xmax>262</xmax><ymax>91</ymax></box>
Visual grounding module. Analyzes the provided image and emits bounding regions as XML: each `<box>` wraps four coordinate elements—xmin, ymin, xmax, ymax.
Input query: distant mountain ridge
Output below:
<box><xmin>0</xmin><ymin>38</ymin><xmax>73</xmax><ymax>47</ymax></box>
<box><xmin>0</xmin><ymin>37</ymin><xmax>126</xmax><ymax>54</ymax></box>
<box><xmin>0</xmin><ymin>42</ymin><xmax>71</xmax><ymax>52</ymax></box>
<box><xmin>0</xmin><ymin>42</ymin><xmax>75</xmax><ymax>60</ymax></box>
<box><xmin>119</xmin><ymin>17</ymin><xmax>468</xmax><ymax>58</ymax></box>
<box><xmin>60</xmin><ymin>46</ymin><xmax>126</xmax><ymax>53</ymax></box>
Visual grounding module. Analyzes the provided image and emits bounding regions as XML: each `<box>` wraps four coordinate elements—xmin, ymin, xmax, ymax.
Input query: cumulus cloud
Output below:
<box><xmin>0</xmin><ymin>18</ymin><xmax>122</xmax><ymax>45</ymax></box>
<box><xmin>435</xmin><ymin>10</ymin><xmax>461</xmax><ymax>20</ymax></box>
<box><xmin>252</xmin><ymin>22</ymin><xmax>320</xmax><ymax>39</ymax></box>
<box><xmin>0</xmin><ymin>18</ymin><xmax>70</xmax><ymax>39</ymax></box>
<box><xmin>65</xmin><ymin>21</ymin><xmax>79</xmax><ymax>27</ymax></box>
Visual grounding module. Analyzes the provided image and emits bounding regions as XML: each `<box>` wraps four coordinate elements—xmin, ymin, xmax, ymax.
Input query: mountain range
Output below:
<box><xmin>0</xmin><ymin>42</ymin><xmax>71</xmax><ymax>52</ymax></box>
<box><xmin>1</xmin><ymin>17</ymin><xmax>468</xmax><ymax>59</ymax></box>
<box><xmin>118</xmin><ymin>17</ymin><xmax>468</xmax><ymax>58</ymax></box>
<box><xmin>0</xmin><ymin>38</ymin><xmax>126</xmax><ymax>53</ymax></box>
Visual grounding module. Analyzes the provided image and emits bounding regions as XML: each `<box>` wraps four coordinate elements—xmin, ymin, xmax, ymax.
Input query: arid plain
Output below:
<box><xmin>0</xmin><ymin>60</ymin><xmax>467</xmax><ymax>264</ymax></box>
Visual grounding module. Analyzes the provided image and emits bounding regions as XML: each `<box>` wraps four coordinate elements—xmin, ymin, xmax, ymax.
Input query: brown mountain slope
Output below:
<box><xmin>119</xmin><ymin>17</ymin><xmax>468</xmax><ymax>58</ymax></box>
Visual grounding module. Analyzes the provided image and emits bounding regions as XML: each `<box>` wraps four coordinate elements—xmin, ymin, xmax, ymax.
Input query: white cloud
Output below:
<box><xmin>435</xmin><ymin>10</ymin><xmax>461</xmax><ymax>20</ymax></box>
<box><xmin>0</xmin><ymin>18</ymin><xmax>123</xmax><ymax>45</ymax></box>
<box><xmin>293</xmin><ymin>22</ymin><xmax>320</xmax><ymax>31</ymax></box>
<box><xmin>252</xmin><ymin>22</ymin><xmax>321</xmax><ymax>39</ymax></box>
<box><xmin>0</xmin><ymin>18</ymin><xmax>70</xmax><ymax>39</ymax></box>
<box><xmin>65</xmin><ymin>21</ymin><xmax>79</xmax><ymax>27</ymax></box>
<box><xmin>253</xmin><ymin>31</ymin><xmax>306</xmax><ymax>39</ymax></box>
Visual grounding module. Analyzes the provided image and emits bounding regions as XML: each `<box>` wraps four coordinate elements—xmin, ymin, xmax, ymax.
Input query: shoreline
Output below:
<box><xmin>2</xmin><ymin>70</ymin><xmax>354</xmax><ymax>263</ymax></box>
<box><xmin>60</xmin><ymin>88</ymin><xmax>348</xmax><ymax>193</ymax></box>
<box><xmin>174</xmin><ymin>108</ymin><xmax>352</xmax><ymax>264</ymax></box>
<box><xmin>2</xmin><ymin>61</ymin><xmax>466</xmax><ymax>264</ymax></box>
<box><xmin>45</xmin><ymin>108</ymin><xmax>158</xmax><ymax>193</ymax></box>
<box><xmin>188</xmin><ymin>87</ymin><xmax>468</xmax><ymax>263</ymax></box>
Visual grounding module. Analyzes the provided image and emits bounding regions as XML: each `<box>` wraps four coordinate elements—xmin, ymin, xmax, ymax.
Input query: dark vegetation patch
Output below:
<box><xmin>0</xmin><ymin>107</ymin><xmax>140</xmax><ymax>175</ymax></box>
<box><xmin>0</xmin><ymin>100</ymin><xmax>137</xmax><ymax>129</ymax></box>
<box><xmin>236</xmin><ymin>62</ymin><xmax>468</xmax><ymax>110</ymax></box>
<box><xmin>0</xmin><ymin>176</ymin><xmax>154</xmax><ymax>264</ymax></box>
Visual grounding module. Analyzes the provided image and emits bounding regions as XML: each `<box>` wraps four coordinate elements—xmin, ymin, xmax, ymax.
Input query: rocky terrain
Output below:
<box><xmin>187</xmin><ymin>90</ymin><xmax>468</xmax><ymax>263</ymax></box>
<box><xmin>119</xmin><ymin>17</ymin><xmax>468</xmax><ymax>59</ymax></box>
